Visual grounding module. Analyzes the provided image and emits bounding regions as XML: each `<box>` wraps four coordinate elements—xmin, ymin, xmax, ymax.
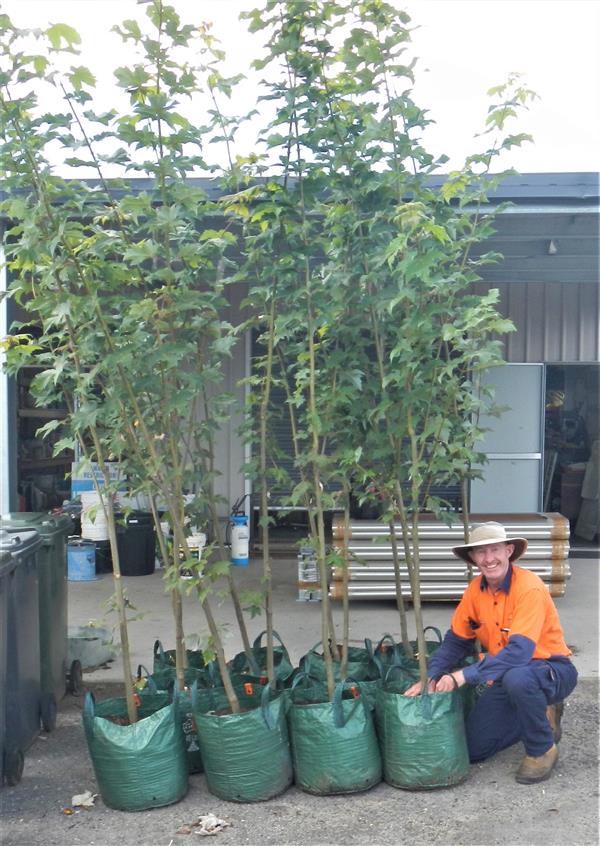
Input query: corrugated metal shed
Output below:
<box><xmin>473</xmin><ymin>280</ymin><xmax>600</xmax><ymax>363</ymax></box>
<box><xmin>464</xmin><ymin>173</ymin><xmax>599</xmax><ymax>364</ymax></box>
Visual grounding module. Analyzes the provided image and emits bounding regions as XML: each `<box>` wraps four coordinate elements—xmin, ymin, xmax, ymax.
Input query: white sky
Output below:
<box><xmin>2</xmin><ymin>0</ymin><xmax>599</xmax><ymax>174</ymax></box>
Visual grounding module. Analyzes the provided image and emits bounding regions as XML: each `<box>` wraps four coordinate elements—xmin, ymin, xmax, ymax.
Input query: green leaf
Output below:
<box><xmin>67</xmin><ymin>65</ymin><xmax>96</xmax><ymax>92</ymax></box>
<box><xmin>46</xmin><ymin>23</ymin><xmax>81</xmax><ymax>50</ymax></box>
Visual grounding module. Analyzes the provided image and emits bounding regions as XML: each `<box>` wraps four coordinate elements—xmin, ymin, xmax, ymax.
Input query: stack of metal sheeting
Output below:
<box><xmin>329</xmin><ymin>513</ymin><xmax>570</xmax><ymax>602</ymax></box>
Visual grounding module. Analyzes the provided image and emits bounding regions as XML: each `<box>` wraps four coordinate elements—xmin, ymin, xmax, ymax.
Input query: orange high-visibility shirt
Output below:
<box><xmin>451</xmin><ymin>565</ymin><xmax>571</xmax><ymax>659</ymax></box>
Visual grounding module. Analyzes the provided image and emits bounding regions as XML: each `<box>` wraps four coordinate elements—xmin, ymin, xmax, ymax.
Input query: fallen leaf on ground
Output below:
<box><xmin>178</xmin><ymin>813</ymin><xmax>230</xmax><ymax>837</ymax></box>
<box><xmin>71</xmin><ymin>790</ymin><xmax>98</xmax><ymax>808</ymax></box>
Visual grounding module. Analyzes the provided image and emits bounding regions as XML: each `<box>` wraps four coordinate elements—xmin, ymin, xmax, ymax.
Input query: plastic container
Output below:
<box><xmin>116</xmin><ymin>512</ymin><xmax>155</xmax><ymax>576</ymax></box>
<box><xmin>0</xmin><ymin>528</ymin><xmax>43</xmax><ymax>781</ymax></box>
<box><xmin>0</xmin><ymin>512</ymin><xmax>75</xmax><ymax>731</ymax></box>
<box><xmin>94</xmin><ymin>539</ymin><xmax>112</xmax><ymax>574</ymax></box>
<box><xmin>80</xmin><ymin>491</ymin><xmax>109</xmax><ymax>541</ymax></box>
<box><xmin>67</xmin><ymin>540</ymin><xmax>97</xmax><ymax>582</ymax></box>
<box><xmin>231</xmin><ymin>514</ymin><xmax>249</xmax><ymax>566</ymax></box>
<box><xmin>179</xmin><ymin>533</ymin><xmax>206</xmax><ymax>579</ymax></box>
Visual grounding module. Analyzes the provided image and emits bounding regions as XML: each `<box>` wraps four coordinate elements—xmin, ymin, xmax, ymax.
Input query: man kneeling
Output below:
<box><xmin>404</xmin><ymin>522</ymin><xmax>577</xmax><ymax>784</ymax></box>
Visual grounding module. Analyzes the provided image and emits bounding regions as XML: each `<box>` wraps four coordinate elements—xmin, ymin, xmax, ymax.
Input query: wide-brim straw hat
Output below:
<box><xmin>452</xmin><ymin>521</ymin><xmax>528</xmax><ymax>564</ymax></box>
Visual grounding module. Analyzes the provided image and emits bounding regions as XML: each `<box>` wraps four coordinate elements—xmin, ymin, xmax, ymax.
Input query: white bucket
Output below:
<box><xmin>180</xmin><ymin>533</ymin><xmax>207</xmax><ymax>578</ymax></box>
<box><xmin>188</xmin><ymin>533</ymin><xmax>207</xmax><ymax>556</ymax></box>
<box><xmin>80</xmin><ymin>491</ymin><xmax>110</xmax><ymax>541</ymax></box>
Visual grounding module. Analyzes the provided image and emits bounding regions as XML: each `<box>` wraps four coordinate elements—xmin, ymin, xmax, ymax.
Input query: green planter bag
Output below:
<box><xmin>288</xmin><ymin>671</ymin><xmax>380</xmax><ymax>711</ymax></box>
<box><xmin>82</xmin><ymin>690</ymin><xmax>188</xmax><ymax>811</ymax></box>
<box><xmin>228</xmin><ymin>630</ymin><xmax>295</xmax><ymax>683</ymax></box>
<box><xmin>177</xmin><ymin>688</ymin><xmax>203</xmax><ymax>775</ymax></box>
<box><xmin>365</xmin><ymin>633</ymin><xmax>403</xmax><ymax>672</ymax></box>
<box><xmin>153</xmin><ymin>639</ymin><xmax>206</xmax><ymax>671</ymax></box>
<box><xmin>149</xmin><ymin>644</ymin><xmax>207</xmax><ymax>691</ymax></box>
<box><xmin>288</xmin><ymin>673</ymin><xmax>329</xmax><ymax>705</ymax></box>
<box><xmin>288</xmin><ymin>677</ymin><xmax>381</xmax><ymax>795</ymax></box>
<box><xmin>375</xmin><ymin>668</ymin><xmax>469</xmax><ymax>790</ymax></box>
<box><xmin>398</xmin><ymin>626</ymin><xmax>444</xmax><ymax>675</ymax></box>
<box><xmin>193</xmin><ymin>674</ymin><xmax>266</xmax><ymax>715</ymax></box>
<box><xmin>137</xmin><ymin>664</ymin><xmax>204</xmax><ymax>775</ymax></box>
<box><xmin>299</xmin><ymin>640</ymin><xmax>379</xmax><ymax>684</ymax></box>
<box><xmin>191</xmin><ymin>682</ymin><xmax>293</xmax><ymax>803</ymax></box>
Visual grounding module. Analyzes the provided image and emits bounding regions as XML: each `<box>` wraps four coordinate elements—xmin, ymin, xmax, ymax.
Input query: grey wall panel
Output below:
<box><xmin>580</xmin><ymin>283</ymin><xmax>600</xmax><ymax>361</ymax></box>
<box><xmin>473</xmin><ymin>281</ymin><xmax>599</xmax><ymax>363</ymax></box>
<box><xmin>210</xmin><ymin>282</ymin><xmax>247</xmax><ymax>517</ymax></box>
<box><xmin>471</xmin><ymin>459</ymin><xmax>542</xmax><ymax>513</ymax></box>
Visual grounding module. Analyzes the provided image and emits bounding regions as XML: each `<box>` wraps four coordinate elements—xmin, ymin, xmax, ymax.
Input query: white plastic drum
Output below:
<box><xmin>80</xmin><ymin>491</ymin><xmax>110</xmax><ymax>541</ymax></box>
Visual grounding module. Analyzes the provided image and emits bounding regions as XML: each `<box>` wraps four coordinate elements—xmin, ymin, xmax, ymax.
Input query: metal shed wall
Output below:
<box><xmin>472</xmin><ymin>281</ymin><xmax>600</xmax><ymax>363</ymax></box>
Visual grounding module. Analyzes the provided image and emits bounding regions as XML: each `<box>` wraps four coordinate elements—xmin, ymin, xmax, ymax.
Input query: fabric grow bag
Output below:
<box><xmin>152</xmin><ymin>639</ymin><xmax>204</xmax><ymax>674</ymax></box>
<box><xmin>299</xmin><ymin>640</ymin><xmax>379</xmax><ymax>684</ymax></box>
<box><xmin>375</xmin><ymin>670</ymin><xmax>469</xmax><ymax>790</ymax></box>
<box><xmin>397</xmin><ymin>626</ymin><xmax>444</xmax><ymax>675</ymax></box>
<box><xmin>83</xmin><ymin>690</ymin><xmax>188</xmax><ymax>811</ymax></box>
<box><xmin>193</xmin><ymin>674</ymin><xmax>266</xmax><ymax>715</ymax></box>
<box><xmin>192</xmin><ymin>683</ymin><xmax>293</xmax><ymax>803</ymax></box>
<box><xmin>228</xmin><ymin>630</ymin><xmax>295</xmax><ymax>683</ymax></box>
<box><xmin>150</xmin><ymin>641</ymin><xmax>207</xmax><ymax>692</ymax></box>
<box><xmin>288</xmin><ymin>678</ymin><xmax>381</xmax><ymax>795</ymax></box>
<box><xmin>366</xmin><ymin>633</ymin><xmax>404</xmax><ymax>673</ymax></box>
<box><xmin>137</xmin><ymin>666</ymin><xmax>203</xmax><ymax>775</ymax></box>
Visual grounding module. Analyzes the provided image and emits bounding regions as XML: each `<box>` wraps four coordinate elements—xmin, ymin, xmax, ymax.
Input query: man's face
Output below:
<box><xmin>469</xmin><ymin>541</ymin><xmax>514</xmax><ymax>588</ymax></box>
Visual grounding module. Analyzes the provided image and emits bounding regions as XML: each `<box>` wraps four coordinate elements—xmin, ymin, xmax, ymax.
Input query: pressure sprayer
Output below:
<box><xmin>229</xmin><ymin>494</ymin><xmax>249</xmax><ymax>567</ymax></box>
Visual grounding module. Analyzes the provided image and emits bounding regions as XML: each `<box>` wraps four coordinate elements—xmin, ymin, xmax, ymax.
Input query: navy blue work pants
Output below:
<box><xmin>466</xmin><ymin>658</ymin><xmax>578</xmax><ymax>761</ymax></box>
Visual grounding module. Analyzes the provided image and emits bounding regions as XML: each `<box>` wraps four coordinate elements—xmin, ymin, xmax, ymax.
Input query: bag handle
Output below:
<box><xmin>332</xmin><ymin>677</ymin><xmax>369</xmax><ymax>728</ymax></box>
<box><xmin>83</xmin><ymin>690</ymin><xmax>96</xmax><ymax>721</ymax></box>
<box><xmin>364</xmin><ymin>637</ymin><xmax>374</xmax><ymax>658</ymax></box>
<box><xmin>423</xmin><ymin>626</ymin><xmax>443</xmax><ymax>644</ymax></box>
<box><xmin>153</xmin><ymin>639</ymin><xmax>165</xmax><ymax>661</ymax></box>
<box><xmin>383</xmin><ymin>664</ymin><xmax>410</xmax><ymax>684</ymax></box>
<box><xmin>289</xmin><ymin>671</ymin><xmax>312</xmax><ymax>691</ymax></box>
<box><xmin>375</xmin><ymin>633</ymin><xmax>401</xmax><ymax>656</ymax></box>
<box><xmin>136</xmin><ymin>664</ymin><xmax>159</xmax><ymax>694</ymax></box>
<box><xmin>371</xmin><ymin>653</ymin><xmax>386</xmax><ymax>679</ymax></box>
<box><xmin>260</xmin><ymin>682</ymin><xmax>279</xmax><ymax>730</ymax></box>
<box><xmin>252</xmin><ymin>629</ymin><xmax>290</xmax><ymax>657</ymax></box>
<box><xmin>416</xmin><ymin>690</ymin><xmax>433</xmax><ymax>720</ymax></box>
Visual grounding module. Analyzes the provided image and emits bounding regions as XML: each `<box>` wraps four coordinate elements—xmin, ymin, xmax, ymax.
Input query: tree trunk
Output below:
<box><xmin>388</xmin><ymin>517</ymin><xmax>413</xmax><ymax>659</ymax></box>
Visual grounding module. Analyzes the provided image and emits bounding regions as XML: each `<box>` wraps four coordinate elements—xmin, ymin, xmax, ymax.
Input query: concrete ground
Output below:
<box><xmin>1</xmin><ymin>555</ymin><xmax>598</xmax><ymax>846</ymax></box>
<box><xmin>70</xmin><ymin>554</ymin><xmax>600</xmax><ymax>684</ymax></box>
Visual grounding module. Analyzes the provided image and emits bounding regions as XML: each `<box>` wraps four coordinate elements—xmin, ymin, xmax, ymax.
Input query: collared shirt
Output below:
<box><xmin>479</xmin><ymin>562</ymin><xmax>513</xmax><ymax>594</ymax></box>
<box><xmin>427</xmin><ymin>564</ymin><xmax>572</xmax><ymax>685</ymax></box>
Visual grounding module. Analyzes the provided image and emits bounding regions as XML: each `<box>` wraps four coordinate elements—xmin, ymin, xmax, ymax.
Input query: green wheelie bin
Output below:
<box><xmin>0</xmin><ymin>512</ymin><xmax>79</xmax><ymax>733</ymax></box>
<box><xmin>0</xmin><ymin>547</ymin><xmax>24</xmax><ymax>785</ymax></box>
<box><xmin>0</xmin><ymin>528</ymin><xmax>42</xmax><ymax>784</ymax></box>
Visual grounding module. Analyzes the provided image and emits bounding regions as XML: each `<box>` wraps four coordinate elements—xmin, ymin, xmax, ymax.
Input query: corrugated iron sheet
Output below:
<box><xmin>473</xmin><ymin>281</ymin><xmax>599</xmax><ymax>363</ymax></box>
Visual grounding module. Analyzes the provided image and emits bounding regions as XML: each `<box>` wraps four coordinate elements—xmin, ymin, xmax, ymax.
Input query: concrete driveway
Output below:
<box><xmin>1</xmin><ymin>555</ymin><xmax>598</xmax><ymax>846</ymax></box>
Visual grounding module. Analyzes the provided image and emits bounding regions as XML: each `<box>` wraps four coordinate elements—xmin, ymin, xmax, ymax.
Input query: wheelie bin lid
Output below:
<box><xmin>0</xmin><ymin>511</ymin><xmax>73</xmax><ymax>536</ymax></box>
<box><xmin>0</xmin><ymin>528</ymin><xmax>43</xmax><ymax>555</ymax></box>
<box><xmin>0</xmin><ymin>546</ymin><xmax>16</xmax><ymax>576</ymax></box>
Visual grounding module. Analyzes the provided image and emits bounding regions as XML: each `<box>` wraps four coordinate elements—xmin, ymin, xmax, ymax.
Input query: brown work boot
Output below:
<box><xmin>547</xmin><ymin>701</ymin><xmax>564</xmax><ymax>743</ymax></box>
<box><xmin>515</xmin><ymin>743</ymin><xmax>559</xmax><ymax>784</ymax></box>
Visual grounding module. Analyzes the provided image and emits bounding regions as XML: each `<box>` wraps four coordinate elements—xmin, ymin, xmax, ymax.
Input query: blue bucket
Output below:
<box><xmin>68</xmin><ymin>540</ymin><xmax>97</xmax><ymax>581</ymax></box>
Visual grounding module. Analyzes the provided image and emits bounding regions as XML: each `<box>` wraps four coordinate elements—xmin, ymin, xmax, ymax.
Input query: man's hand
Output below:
<box><xmin>403</xmin><ymin>670</ymin><xmax>466</xmax><ymax>697</ymax></box>
<box><xmin>434</xmin><ymin>670</ymin><xmax>466</xmax><ymax>692</ymax></box>
<box><xmin>403</xmin><ymin>679</ymin><xmax>436</xmax><ymax>697</ymax></box>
